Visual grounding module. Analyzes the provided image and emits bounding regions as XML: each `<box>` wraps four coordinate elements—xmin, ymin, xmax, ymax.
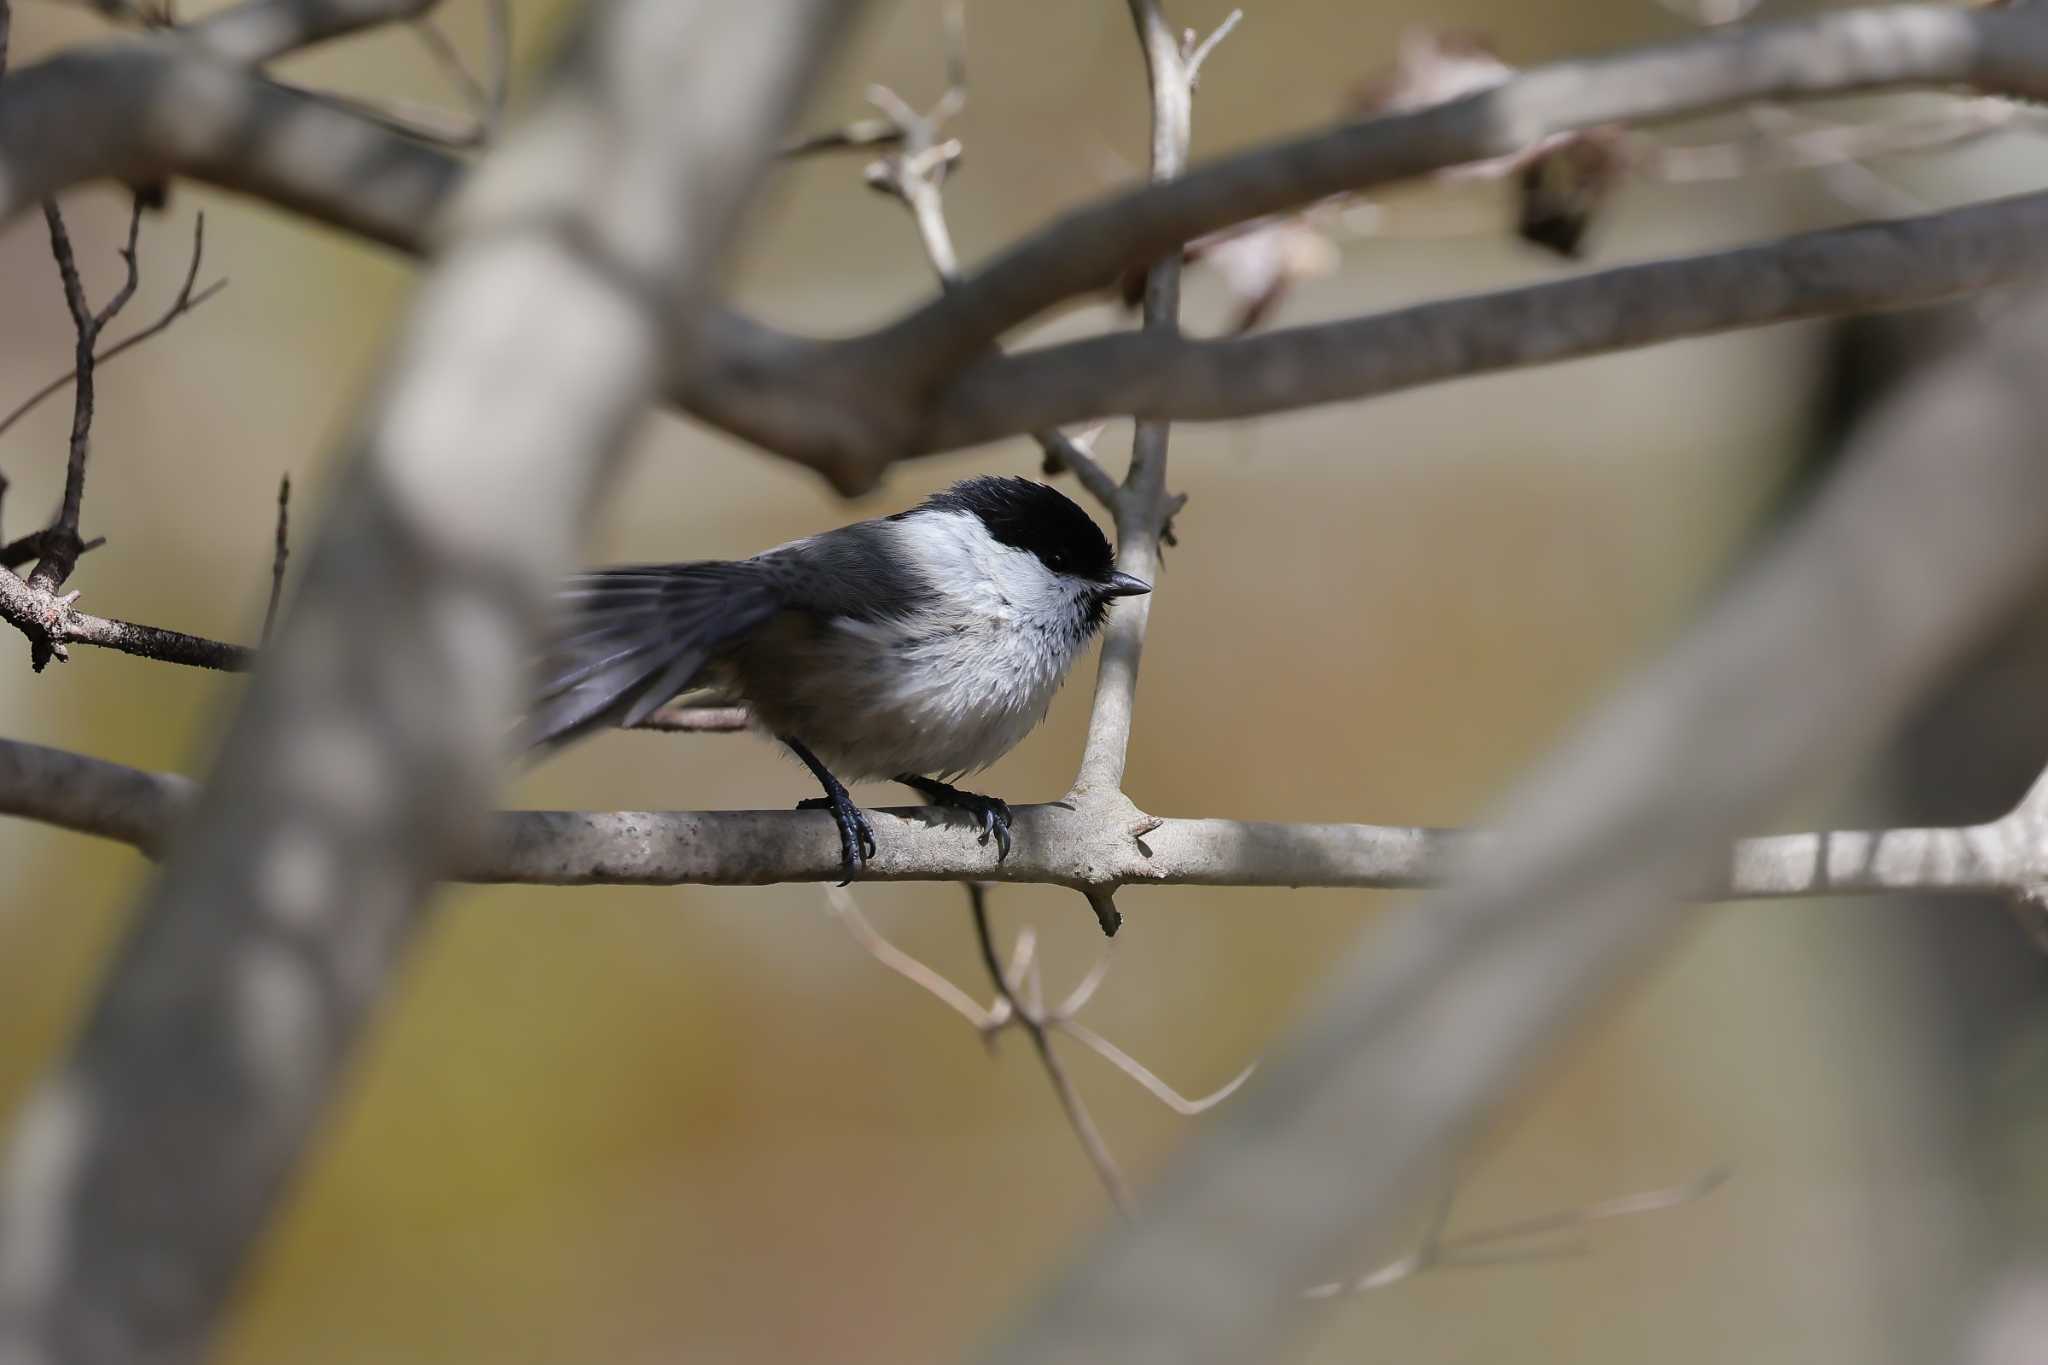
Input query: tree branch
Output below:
<box><xmin>1</xmin><ymin>6</ymin><xmax>2048</xmax><ymax>492</ymax></box>
<box><xmin>0</xmin><ymin>5</ymin><xmax>851</xmax><ymax>1363</ymax></box>
<box><xmin>24</xmin><ymin>194</ymin><xmax>144</xmax><ymax>603</ymax></box>
<box><xmin>978</xmin><ymin>278</ymin><xmax>2048</xmax><ymax>1365</ymax></box>
<box><xmin>1068</xmin><ymin>0</ymin><xmax>1205</xmax><ymax>804</ymax></box>
<box><xmin>10</xmin><ymin>735</ymin><xmax>2048</xmax><ymax>908</ymax></box>
<box><xmin>908</xmin><ymin>187</ymin><xmax>2048</xmax><ymax>451</ymax></box>
<box><xmin>184</xmin><ymin>0</ymin><xmax>440</xmax><ymax>66</ymax></box>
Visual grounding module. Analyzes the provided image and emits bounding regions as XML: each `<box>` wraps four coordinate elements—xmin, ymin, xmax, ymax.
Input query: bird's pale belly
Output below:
<box><xmin>722</xmin><ymin>613</ymin><xmax>1071</xmax><ymax>781</ymax></box>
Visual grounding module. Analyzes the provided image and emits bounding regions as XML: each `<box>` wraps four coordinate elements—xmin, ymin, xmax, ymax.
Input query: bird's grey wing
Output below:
<box><xmin>530</xmin><ymin>560</ymin><xmax>785</xmax><ymax>746</ymax></box>
<box><xmin>752</xmin><ymin>520</ymin><xmax>934</xmax><ymax>624</ymax></box>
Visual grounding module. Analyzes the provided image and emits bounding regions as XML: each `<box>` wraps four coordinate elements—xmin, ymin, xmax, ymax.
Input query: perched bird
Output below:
<box><xmin>531</xmin><ymin>476</ymin><xmax>1152</xmax><ymax>879</ymax></box>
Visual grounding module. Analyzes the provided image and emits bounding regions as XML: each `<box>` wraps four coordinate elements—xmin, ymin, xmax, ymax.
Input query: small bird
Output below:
<box><xmin>531</xmin><ymin>476</ymin><xmax>1152</xmax><ymax>879</ymax></box>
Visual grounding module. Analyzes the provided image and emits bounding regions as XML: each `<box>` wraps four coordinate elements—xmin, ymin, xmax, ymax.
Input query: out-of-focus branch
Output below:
<box><xmin>184</xmin><ymin>0</ymin><xmax>439</xmax><ymax>65</ymax></box>
<box><xmin>0</xmin><ymin>39</ymin><xmax>463</xmax><ymax>251</ymax></box>
<box><xmin>979</xmin><ymin>277</ymin><xmax>2048</xmax><ymax>1365</ymax></box>
<box><xmin>0</xmin><ymin>6</ymin><xmax>850</xmax><ymax>1365</ymax></box>
<box><xmin>910</xmin><ymin>188</ymin><xmax>2048</xmax><ymax>450</ymax></box>
<box><xmin>1302</xmin><ymin>1167</ymin><xmax>1729</xmax><ymax>1297</ymax></box>
<box><xmin>838</xmin><ymin>3</ymin><xmax>2048</xmax><ymax>396</ymax></box>
<box><xmin>4</xmin><ymin>6</ymin><xmax>2048</xmax><ymax>492</ymax></box>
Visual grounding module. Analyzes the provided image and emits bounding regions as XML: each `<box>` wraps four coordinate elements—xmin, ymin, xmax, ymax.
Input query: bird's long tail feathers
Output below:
<box><xmin>529</xmin><ymin>562</ymin><xmax>782</xmax><ymax>748</ymax></box>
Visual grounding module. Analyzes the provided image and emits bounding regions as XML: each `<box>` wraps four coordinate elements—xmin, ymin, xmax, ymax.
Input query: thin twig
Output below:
<box><xmin>26</xmin><ymin>195</ymin><xmax>145</xmax><ymax>602</ymax></box>
<box><xmin>824</xmin><ymin>880</ymin><xmax>1247</xmax><ymax>1212</ymax></box>
<box><xmin>262</xmin><ymin>473</ymin><xmax>289</xmax><ymax>643</ymax></box>
<box><xmin>1070</xmin><ymin>0</ymin><xmax>1222</xmax><ymax>797</ymax></box>
<box><xmin>966</xmin><ymin>881</ymin><xmax>1137</xmax><ymax>1216</ymax></box>
<box><xmin>1182</xmin><ymin>8</ymin><xmax>1241</xmax><ymax>86</ymax></box>
<box><xmin>1301</xmin><ymin>1166</ymin><xmax>1731</xmax><ymax>1298</ymax></box>
<box><xmin>848</xmin><ymin>11</ymin><xmax>1119</xmax><ymax>506</ymax></box>
<box><xmin>0</xmin><ymin>212</ymin><xmax>226</xmax><ymax>449</ymax></box>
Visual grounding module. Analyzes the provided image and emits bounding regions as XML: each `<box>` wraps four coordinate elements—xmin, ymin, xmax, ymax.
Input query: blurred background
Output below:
<box><xmin>3</xmin><ymin>0</ymin><xmax>2047</xmax><ymax>1360</ymax></box>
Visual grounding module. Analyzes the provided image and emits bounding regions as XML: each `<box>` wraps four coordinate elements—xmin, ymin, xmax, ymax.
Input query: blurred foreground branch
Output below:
<box><xmin>0</xmin><ymin>4</ymin><xmax>849</xmax><ymax>1364</ymax></box>
<box><xmin>977</xmin><ymin>281</ymin><xmax>2048</xmax><ymax>1364</ymax></box>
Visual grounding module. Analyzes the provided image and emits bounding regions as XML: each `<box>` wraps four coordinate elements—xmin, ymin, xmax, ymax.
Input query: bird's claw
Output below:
<box><xmin>906</xmin><ymin>781</ymin><xmax>1012</xmax><ymax>861</ymax></box>
<box><xmin>797</xmin><ymin>793</ymin><xmax>877</xmax><ymax>883</ymax></box>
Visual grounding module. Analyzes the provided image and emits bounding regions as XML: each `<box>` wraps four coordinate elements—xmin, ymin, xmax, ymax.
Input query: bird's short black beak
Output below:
<box><xmin>1103</xmin><ymin>571</ymin><xmax>1152</xmax><ymax>599</ymax></box>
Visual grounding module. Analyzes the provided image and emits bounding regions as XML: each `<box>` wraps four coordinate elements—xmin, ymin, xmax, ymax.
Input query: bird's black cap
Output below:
<box><xmin>906</xmin><ymin>476</ymin><xmax>1121</xmax><ymax>584</ymax></box>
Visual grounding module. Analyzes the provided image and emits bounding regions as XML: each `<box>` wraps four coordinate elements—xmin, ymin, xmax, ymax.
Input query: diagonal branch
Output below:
<box><xmin>0</xmin><ymin>6</ymin><xmax>854</xmax><ymax>1364</ymax></box>
<box><xmin>978</xmin><ymin>287</ymin><xmax>2048</xmax><ymax>1365</ymax></box>
<box><xmin>184</xmin><ymin>0</ymin><xmax>440</xmax><ymax>65</ymax></box>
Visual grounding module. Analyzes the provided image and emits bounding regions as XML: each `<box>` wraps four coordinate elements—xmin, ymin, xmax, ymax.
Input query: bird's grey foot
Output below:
<box><xmin>783</xmin><ymin>735</ymin><xmax>876</xmax><ymax>883</ymax></box>
<box><xmin>897</xmin><ymin>775</ymin><xmax>1013</xmax><ymax>861</ymax></box>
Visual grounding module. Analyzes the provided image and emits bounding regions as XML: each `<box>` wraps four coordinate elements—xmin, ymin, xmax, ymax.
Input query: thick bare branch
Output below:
<box><xmin>4</xmin><ymin>6</ymin><xmax>2048</xmax><ymax>492</ymax></box>
<box><xmin>980</xmin><ymin>282</ymin><xmax>2048</xmax><ymax>1365</ymax></box>
<box><xmin>910</xmin><ymin>188</ymin><xmax>2048</xmax><ymax>450</ymax></box>
<box><xmin>184</xmin><ymin>0</ymin><xmax>438</xmax><ymax>65</ymax></box>
<box><xmin>0</xmin><ymin>40</ymin><xmax>461</xmax><ymax>251</ymax></box>
<box><xmin>0</xmin><ymin>5</ymin><xmax>850</xmax><ymax>1364</ymax></box>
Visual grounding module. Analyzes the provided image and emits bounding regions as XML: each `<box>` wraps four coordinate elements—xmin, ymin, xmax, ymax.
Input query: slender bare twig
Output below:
<box><xmin>847</xmin><ymin>8</ymin><xmax>1119</xmax><ymax>506</ymax></box>
<box><xmin>1182</xmin><ymin>8</ymin><xmax>1241</xmax><ymax>87</ymax></box>
<box><xmin>965</xmin><ymin>881</ymin><xmax>1136</xmax><ymax>1215</ymax></box>
<box><xmin>1301</xmin><ymin>1167</ymin><xmax>1730</xmax><ymax>1297</ymax></box>
<box><xmin>823</xmin><ymin>882</ymin><xmax>1248</xmax><ymax>1214</ymax></box>
<box><xmin>0</xmin><ymin>212</ymin><xmax>226</xmax><ymax>449</ymax></box>
<box><xmin>25</xmin><ymin>195</ymin><xmax>144</xmax><ymax>604</ymax></box>
<box><xmin>262</xmin><ymin>473</ymin><xmax>289</xmax><ymax>643</ymax></box>
<box><xmin>1068</xmin><ymin>0</ymin><xmax>1218</xmax><ymax>800</ymax></box>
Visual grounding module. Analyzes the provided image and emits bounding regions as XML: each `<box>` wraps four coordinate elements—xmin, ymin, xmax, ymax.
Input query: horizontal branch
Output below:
<box><xmin>910</xmin><ymin>188</ymin><xmax>2048</xmax><ymax>450</ymax></box>
<box><xmin>4</xmin><ymin>737</ymin><xmax>2042</xmax><ymax>901</ymax></box>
